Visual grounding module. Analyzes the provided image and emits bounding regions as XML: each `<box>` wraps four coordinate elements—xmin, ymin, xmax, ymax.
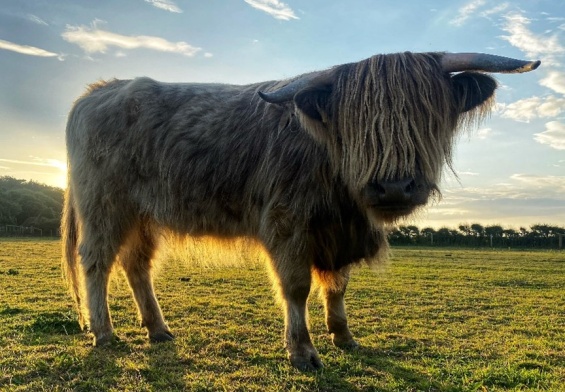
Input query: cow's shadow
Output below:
<box><xmin>143</xmin><ymin>338</ymin><xmax>452</xmax><ymax>391</ymax></box>
<box><xmin>21</xmin><ymin>320</ymin><xmax>453</xmax><ymax>391</ymax></box>
<box><xmin>80</xmin><ymin>335</ymin><xmax>186</xmax><ymax>390</ymax></box>
<box><xmin>322</xmin><ymin>343</ymin><xmax>454</xmax><ymax>391</ymax></box>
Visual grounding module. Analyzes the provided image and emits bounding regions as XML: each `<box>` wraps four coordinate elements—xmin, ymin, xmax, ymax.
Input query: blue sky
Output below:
<box><xmin>0</xmin><ymin>0</ymin><xmax>564</xmax><ymax>229</ymax></box>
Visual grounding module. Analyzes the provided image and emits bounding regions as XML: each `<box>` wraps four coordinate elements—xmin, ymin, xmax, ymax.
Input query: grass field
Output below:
<box><xmin>0</xmin><ymin>238</ymin><xmax>563</xmax><ymax>391</ymax></box>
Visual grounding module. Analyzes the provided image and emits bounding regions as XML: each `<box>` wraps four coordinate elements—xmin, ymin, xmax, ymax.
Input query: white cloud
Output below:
<box><xmin>62</xmin><ymin>21</ymin><xmax>201</xmax><ymax>57</ymax></box>
<box><xmin>459</xmin><ymin>171</ymin><xmax>480</xmax><ymax>176</ymax></box>
<box><xmin>442</xmin><ymin>175</ymin><xmax>565</xmax><ymax>202</ymax></box>
<box><xmin>534</xmin><ymin>121</ymin><xmax>565</xmax><ymax>150</ymax></box>
<box><xmin>499</xmin><ymin>96</ymin><xmax>565</xmax><ymax>122</ymax></box>
<box><xmin>0</xmin><ymin>39</ymin><xmax>58</xmax><ymax>58</ymax></box>
<box><xmin>500</xmin><ymin>12</ymin><xmax>565</xmax><ymax>63</ymax></box>
<box><xmin>0</xmin><ymin>158</ymin><xmax>66</xmax><ymax>171</ymax></box>
<box><xmin>480</xmin><ymin>2</ymin><xmax>509</xmax><ymax>18</ymax></box>
<box><xmin>510</xmin><ymin>173</ymin><xmax>565</xmax><ymax>191</ymax></box>
<box><xmin>0</xmin><ymin>157</ymin><xmax>67</xmax><ymax>188</ymax></box>
<box><xmin>27</xmin><ymin>14</ymin><xmax>48</xmax><ymax>26</ymax></box>
<box><xmin>540</xmin><ymin>71</ymin><xmax>565</xmax><ymax>95</ymax></box>
<box><xmin>477</xmin><ymin>127</ymin><xmax>492</xmax><ymax>139</ymax></box>
<box><xmin>244</xmin><ymin>0</ymin><xmax>299</xmax><ymax>21</ymax></box>
<box><xmin>450</xmin><ymin>0</ymin><xmax>486</xmax><ymax>26</ymax></box>
<box><xmin>422</xmin><ymin>177</ymin><xmax>565</xmax><ymax>228</ymax></box>
<box><xmin>145</xmin><ymin>0</ymin><xmax>182</xmax><ymax>13</ymax></box>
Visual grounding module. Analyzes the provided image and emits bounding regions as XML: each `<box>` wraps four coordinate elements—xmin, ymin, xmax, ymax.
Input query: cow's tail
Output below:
<box><xmin>61</xmin><ymin>186</ymin><xmax>85</xmax><ymax>329</ymax></box>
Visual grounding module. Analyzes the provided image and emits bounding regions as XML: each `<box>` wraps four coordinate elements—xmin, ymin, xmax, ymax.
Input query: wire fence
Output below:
<box><xmin>0</xmin><ymin>225</ymin><xmax>60</xmax><ymax>237</ymax></box>
<box><xmin>389</xmin><ymin>233</ymin><xmax>564</xmax><ymax>250</ymax></box>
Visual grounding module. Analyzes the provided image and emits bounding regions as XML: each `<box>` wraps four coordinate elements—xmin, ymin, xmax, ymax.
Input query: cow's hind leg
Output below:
<box><xmin>266</xmin><ymin>245</ymin><xmax>322</xmax><ymax>371</ymax></box>
<box><xmin>120</xmin><ymin>223</ymin><xmax>173</xmax><ymax>343</ymax></box>
<box><xmin>79</xmin><ymin>229</ymin><xmax>121</xmax><ymax>346</ymax></box>
<box><xmin>313</xmin><ymin>266</ymin><xmax>358</xmax><ymax>349</ymax></box>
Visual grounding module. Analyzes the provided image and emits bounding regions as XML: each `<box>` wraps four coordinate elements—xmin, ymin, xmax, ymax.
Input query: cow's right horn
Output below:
<box><xmin>441</xmin><ymin>53</ymin><xmax>541</xmax><ymax>74</ymax></box>
<box><xmin>258</xmin><ymin>71</ymin><xmax>325</xmax><ymax>104</ymax></box>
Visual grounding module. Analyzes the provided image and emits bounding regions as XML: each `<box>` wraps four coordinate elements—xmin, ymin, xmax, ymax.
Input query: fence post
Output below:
<box><xmin>559</xmin><ymin>234</ymin><xmax>563</xmax><ymax>250</ymax></box>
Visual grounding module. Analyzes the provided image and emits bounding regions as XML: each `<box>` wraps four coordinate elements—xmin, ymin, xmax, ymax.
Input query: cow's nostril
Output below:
<box><xmin>375</xmin><ymin>183</ymin><xmax>386</xmax><ymax>195</ymax></box>
<box><xmin>404</xmin><ymin>179</ymin><xmax>416</xmax><ymax>194</ymax></box>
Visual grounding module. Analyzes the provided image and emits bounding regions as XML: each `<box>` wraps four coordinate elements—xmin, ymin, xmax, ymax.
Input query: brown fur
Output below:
<box><xmin>62</xmin><ymin>51</ymin><xmax>498</xmax><ymax>369</ymax></box>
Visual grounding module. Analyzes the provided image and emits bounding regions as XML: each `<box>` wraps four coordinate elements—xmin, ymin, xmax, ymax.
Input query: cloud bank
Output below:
<box><xmin>62</xmin><ymin>21</ymin><xmax>201</xmax><ymax>57</ymax></box>
<box><xmin>0</xmin><ymin>39</ymin><xmax>58</xmax><ymax>57</ymax></box>
<box><xmin>540</xmin><ymin>71</ymin><xmax>565</xmax><ymax>95</ymax></box>
<box><xmin>534</xmin><ymin>121</ymin><xmax>565</xmax><ymax>150</ymax></box>
<box><xmin>450</xmin><ymin>0</ymin><xmax>486</xmax><ymax>26</ymax></box>
<box><xmin>244</xmin><ymin>0</ymin><xmax>298</xmax><ymax>21</ymax></box>
<box><xmin>500</xmin><ymin>12</ymin><xmax>565</xmax><ymax>64</ymax></box>
<box><xmin>145</xmin><ymin>0</ymin><xmax>182</xmax><ymax>13</ymax></box>
<box><xmin>499</xmin><ymin>95</ymin><xmax>565</xmax><ymax>122</ymax></box>
<box><xmin>423</xmin><ymin>172</ymin><xmax>565</xmax><ymax>228</ymax></box>
<box><xmin>27</xmin><ymin>14</ymin><xmax>49</xmax><ymax>26</ymax></box>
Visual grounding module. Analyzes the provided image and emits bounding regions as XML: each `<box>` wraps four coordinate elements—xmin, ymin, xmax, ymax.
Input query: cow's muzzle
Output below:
<box><xmin>363</xmin><ymin>177</ymin><xmax>431</xmax><ymax>221</ymax></box>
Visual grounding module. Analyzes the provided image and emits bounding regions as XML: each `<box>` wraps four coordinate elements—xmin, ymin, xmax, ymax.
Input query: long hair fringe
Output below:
<box><xmin>330</xmin><ymin>52</ymin><xmax>492</xmax><ymax>191</ymax></box>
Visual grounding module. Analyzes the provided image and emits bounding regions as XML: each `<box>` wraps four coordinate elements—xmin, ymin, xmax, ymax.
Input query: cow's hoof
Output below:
<box><xmin>93</xmin><ymin>332</ymin><xmax>119</xmax><ymax>347</ymax></box>
<box><xmin>149</xmin><ymin>330</ymin><xmax>175</xmax><ymax>343</ymax></box>
<box><xmin>289</xmin><ymin>352</ymin><xmax>324</xmax><ymax>372</ymax></box>
<box><xmin>332</xmin><ymin>335</ymin><xmax>359</xmax><ymax>350</ymax></box>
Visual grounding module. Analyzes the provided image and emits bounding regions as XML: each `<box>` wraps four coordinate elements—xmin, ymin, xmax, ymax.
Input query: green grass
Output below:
<box><xmin>0</xmin><ymin>238</ymin><xmax>563</xmax><ymax>391</ymax></box>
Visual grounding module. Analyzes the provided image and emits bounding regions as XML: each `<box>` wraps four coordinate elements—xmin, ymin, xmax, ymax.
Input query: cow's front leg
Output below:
<box><xmin>268</xmin><ymin>253</ymin><xmax>322</xmax><ymax>371</ymax></box>
<box><xmin>314</xmin><ymin>267</ymin><xmax>358</xmax><ymax>349</ymax></box>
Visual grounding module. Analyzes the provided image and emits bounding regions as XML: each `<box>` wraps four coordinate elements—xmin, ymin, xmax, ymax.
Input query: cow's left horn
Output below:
<box><xmin>442</xmin><ymin>53</ymin><xmax>541</xmax><ymax>73</ymax></box>
<box><xmin>258</xmin><ymin>71</ymin><xmax>324</xmax><ymax>104</ymax></box>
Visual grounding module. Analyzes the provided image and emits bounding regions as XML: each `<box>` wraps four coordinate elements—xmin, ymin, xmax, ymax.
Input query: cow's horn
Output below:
<box><xmin>441</xmin><ymin>53</ymin><xmax>541</xmax><ymax>74</ymax></box>
<box><xmin>258</xmin><ymin>71</ymin><xmax>324</xmax><ymax>104</ymax></box>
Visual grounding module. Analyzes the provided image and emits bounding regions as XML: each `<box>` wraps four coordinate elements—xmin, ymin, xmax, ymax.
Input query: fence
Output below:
<box><xmin>0</xmin><ymin>225</ymin><xmax>60</xmax><ymax>237</ymax></box>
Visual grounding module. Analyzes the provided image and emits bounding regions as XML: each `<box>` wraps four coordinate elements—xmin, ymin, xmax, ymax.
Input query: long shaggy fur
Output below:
<box><xmin>326</xmin><ymin>52</ymin><xmax>492</xmax><ymax>192</ymax></box>
<box><xmin>62</xmin><ymin>51</ymin><xmax>497</xmax><ymax>367</ymax></box>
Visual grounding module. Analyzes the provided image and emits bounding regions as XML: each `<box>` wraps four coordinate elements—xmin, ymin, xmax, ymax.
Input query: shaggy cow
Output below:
<box><xmin>62</xmin><ymin>51</ymin><xmax>539</xmax><ymax>370</ymax></box>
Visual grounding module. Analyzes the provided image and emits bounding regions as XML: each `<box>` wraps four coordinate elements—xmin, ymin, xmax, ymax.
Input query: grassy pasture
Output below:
<box><xmin>0</xmin><ymin>238</ymin><xmax>563</xmax><ymax>391</ymax></box>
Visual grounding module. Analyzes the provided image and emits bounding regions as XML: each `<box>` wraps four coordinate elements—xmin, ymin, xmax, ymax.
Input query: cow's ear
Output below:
<box><xmin>293</xmin><ymin>84</ymin><xmax>333</xmax><ymax>123</ymax></box>
<box><xmin>451</xmin><ymin>72</ymin><xmax>497</xmax><ymax>113</ymax></box>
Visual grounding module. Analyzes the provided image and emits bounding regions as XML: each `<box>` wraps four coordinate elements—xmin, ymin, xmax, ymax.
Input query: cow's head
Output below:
<box><xmin>259</xmin><ymin>52</ymin><xmax>540</xmax><ymax>223</ymax></box>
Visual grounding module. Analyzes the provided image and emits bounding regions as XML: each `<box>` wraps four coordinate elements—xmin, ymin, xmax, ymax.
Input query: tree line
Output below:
<box><xmin>0</xmin><ymin>176</ymin><xmax>63</xmax><ymax>236</ymax></box>
<box><xmin>389</xmin><ymin>223</ymin><xmax>564</xmax><ymax>249</ymax></box>
<box><xmin>0</xmin><ymin>176</ymin><xmax>563</xmax><ymax>248</ymax></box>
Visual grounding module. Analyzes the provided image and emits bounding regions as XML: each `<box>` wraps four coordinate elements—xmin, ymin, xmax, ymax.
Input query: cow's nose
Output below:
<box><xmin>373</xmin><ymin>178</ymin><xmax>416</xmax><ymax>204</ymax></box>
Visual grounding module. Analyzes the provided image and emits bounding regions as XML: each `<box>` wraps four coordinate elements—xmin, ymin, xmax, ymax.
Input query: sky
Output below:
<box><xmin>0</xmin><ymin>0</ymin><xmax>564</xmax><ymax>229</ymax></box>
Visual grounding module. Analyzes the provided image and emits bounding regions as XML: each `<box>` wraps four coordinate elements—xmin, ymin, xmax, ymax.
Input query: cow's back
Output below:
<box><xmin>65</xmin><ymin>77</ymin><xmax>334</xmax><ymax>238</ymax></box>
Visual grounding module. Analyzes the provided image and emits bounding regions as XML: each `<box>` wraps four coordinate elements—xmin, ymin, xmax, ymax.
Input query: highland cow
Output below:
<box><xmin>62</xmin><ymin>51</ymin><xmax>539</xmax><ymax>370</ymax></box>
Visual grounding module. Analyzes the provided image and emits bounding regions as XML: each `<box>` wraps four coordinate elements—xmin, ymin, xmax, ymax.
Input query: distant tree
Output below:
<box><xmin>470</xmin><ymin>223</ymin><xmax>484</xmax><ymax>237</ymax></box>
<box><xmin>485</xmin><ymin>225</ymin><xmax>504</xmax><ymax>238</ymax></box>
<box><xmin>406</xmin><ymin>225</ymin><xmax>420</xmax><ymax>238</ymax></box>
<box><xmin>0</xmin><ymin>196</ymin><xmax>22</xmax><ymax>224</ymax></box>
<box><xmin>387</xmin><ymin>221</ymin><xmax>563</xmax><ymax>249</ymax></box>
<box><xmin>531</xmin><ymin>224</ymin><xmax>562</xmax><ymax>238</ymax></box>
<box><xmin>458</xmin><ymin>224</ymin><xmax>471</xmax><ymax>236</ymax></box>
<box><xmin>502</xmin><ymin>228</ymin><xmax>517</xmax><ymax>238</ymax></box>
<box><xmin>421</xmin><ymin>227</ymin><xmax>436</xmax><ymax>236</ymax></box>
<box><xmin>418</xmin><ymin>227</ymin><xmax>435</xmax><ymax>245</ymax></box>
<box><xmin>0</xmin><ymin>176</ymin><xmax>64</xmax><ymax>236</ymax></box>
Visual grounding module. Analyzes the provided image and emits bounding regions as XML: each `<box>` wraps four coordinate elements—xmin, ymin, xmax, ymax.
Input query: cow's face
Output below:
<box><xmin>290</xmin><ymin>55</ymin><xmax>497</xmax><ymax>223</ymax></box>
<box><xmin>259</xmin><ymin>52</ymin><xmax>540</xmax><ymax>223</ymax></box>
